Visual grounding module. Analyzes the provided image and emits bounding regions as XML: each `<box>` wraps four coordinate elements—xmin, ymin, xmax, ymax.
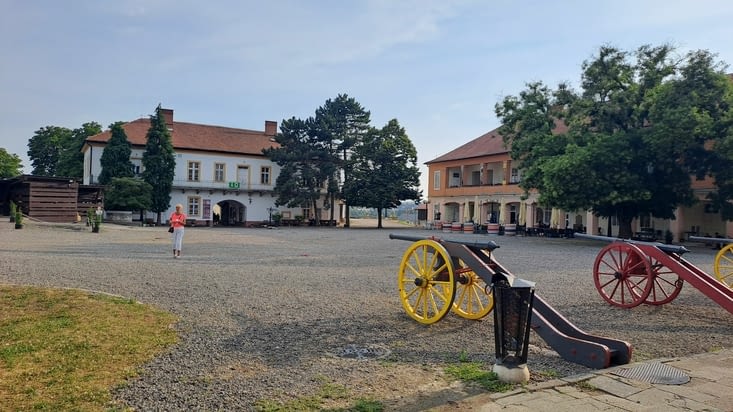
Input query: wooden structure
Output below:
<box><xmin>1</xmin><ymin>175</ymin><xmax>104</xmax><ymax>223</ymax></box>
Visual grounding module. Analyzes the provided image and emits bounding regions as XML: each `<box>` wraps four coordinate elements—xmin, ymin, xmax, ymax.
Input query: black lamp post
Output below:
<box><xmin>492</xmin><ymin>278</ymin><xmax>536</xmax><ymax>383</ymax></box>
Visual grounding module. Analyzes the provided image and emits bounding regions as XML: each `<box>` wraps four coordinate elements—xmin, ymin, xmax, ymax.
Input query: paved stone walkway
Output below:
<box><xmin>440</xmin><ymin>348</ymin><xmax>733</xmax><ymax>411</ymax></box>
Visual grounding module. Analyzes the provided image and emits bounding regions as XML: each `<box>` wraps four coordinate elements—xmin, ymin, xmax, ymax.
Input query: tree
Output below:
<box><xmin>98</xmin><ymin>122</ymin><xmax>134</xmax><ymax>185</ymax></box>
<box><xmin>27</xmin><ymin>126</ymin><xmax>71</xmax><ymax>176</ymax></box>
<box><xmin>495</xmin><ymin>44</ymin><xmax>733</xmax><ymax>238</ymax></box>
<box><xmin>264</xmin><ymin>117</ymin><xmax>334</xmax><ymax>223</ymax></box>
<box><xmin>343</xmin><ymin>119</ymin><xmax>421</xmax><ymax>228</ymax></box>
<box><xmin>0</xmin><ymin>148</ymin><xmax>23</xmax><ymax>178</ymax></box>
<box><xmin>57</xmin><ymin>122</ymin><xmax>102</xmax><ymax>179</ymax></box>
<box><xmin>313</xmin><ymin>94</ymin><xmax>371</xmax><ymax>227</ymax></box>
<box><xmin>142</xmin><ymin>105</ymin><xmax>176</xmax><ymax>224</ymax></box>
<box><xmin>104</xmin><ymin>177</ymin><xmax>152</xmax><ymax>211</ymax></box>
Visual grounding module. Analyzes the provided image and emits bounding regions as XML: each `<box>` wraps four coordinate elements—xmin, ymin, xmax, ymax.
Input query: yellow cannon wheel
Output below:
<box><xmin>397</xmin><ymin>239</ymin><xmax>455</xmax><ymax>324</ymax></box>
<box><xmin>451</xmin><ymin>259</ymin><xmax>494</xmax><ymax>320</ymax></box>
<box><xmin>713</xmin><ymin>244</ymin><xmax>733</xmax><ymax>288</ymax></box>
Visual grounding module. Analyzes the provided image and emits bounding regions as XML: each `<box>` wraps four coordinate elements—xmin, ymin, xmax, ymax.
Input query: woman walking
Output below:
<box><xmin>169</xmin><ymin>204</ymin><xmax>187</xmax><ymax>258</ymax></box>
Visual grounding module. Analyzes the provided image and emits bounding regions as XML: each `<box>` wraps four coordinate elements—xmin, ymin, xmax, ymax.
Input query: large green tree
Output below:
<box><xmin>142</xmin><ymin>105</ymin><xmax>176</xmax><ymax>224</ymax></box>
<box><xmin>495</xmin><ymin>44</ymin><xmax>733</xmax><ymax>238</ymax></box>
<box><xmin>0</xmin><ymin>148</ymin><xmax>23</xmax><ymax>178</ymax></box>
<box><xmin>343</xmin><ymin>119</ymin><xmax>421</xmax><ymax>228</ymax></box>
<box><xmin>27</xmin><ymin>126</ymin><xmax>71</xmax><ymax>176</ymax></box>
<box><xmin>104</xmin><ymin>177</ymin><xmax>152</xmax><ymax>211</ymax></box>
<box><xmin>57</xmin><ymin>122</ymin><xmax>102</xmax><ymax>179</ymax></box>
<box><xmin>313</xmin><ymin>94</ymin><xmax>371</xmax><ymax>227</ymax></box>
<box><xmin>264</xmin><ymin>117</ymin><xmax>335</xmax><ymax>223</ymax></box>
<box><xmin>98</xmin><ymin>122</ymin><xmax>134</xmax><ymax>185</ymax></box>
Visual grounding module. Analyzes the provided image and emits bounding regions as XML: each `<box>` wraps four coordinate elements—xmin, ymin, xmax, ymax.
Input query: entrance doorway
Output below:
<box><xmin>216</xmin><ymin>200</ymin><xmax>246</xmax><ymax>226</ymax></box>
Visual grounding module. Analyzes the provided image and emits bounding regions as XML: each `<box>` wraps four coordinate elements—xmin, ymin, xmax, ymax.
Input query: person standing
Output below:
<box><xmin>169</xmin><ymin>204</ymin><xmax>187</xmax><ymax>258</ymax></box>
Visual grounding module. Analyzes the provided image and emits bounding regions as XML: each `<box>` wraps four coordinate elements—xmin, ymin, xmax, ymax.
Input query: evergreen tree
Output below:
<box><xmin>314</xmin><ymin>94</ymin><xmax>371</xmax><ymax>227</ymax></box>
<box><xmin>264</xmin><ymin>117</ymin><xmax>334</xmax><ymax>224</ymax></box>
<box><xmin>98</xmin><ymin>122</ymin><xmax>134</xmax><ymax>185</ymax></box>
<box><xmin>142</xmin><ymin>105</ymin><xmax>176</xmax><ymax>224</ymax></box>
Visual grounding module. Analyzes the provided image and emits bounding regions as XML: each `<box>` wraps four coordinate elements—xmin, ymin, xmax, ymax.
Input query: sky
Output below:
<box><xmin>2</xmin><ymin>0</ymin><xmax>733</xmax><ymax>191</ymax></box>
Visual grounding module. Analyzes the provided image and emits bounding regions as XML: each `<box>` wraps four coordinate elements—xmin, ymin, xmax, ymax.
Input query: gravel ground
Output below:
<box><xmin>1</xmin><ymin>219</ymin><xmax>731</xmax><ymax>411</ymax></box>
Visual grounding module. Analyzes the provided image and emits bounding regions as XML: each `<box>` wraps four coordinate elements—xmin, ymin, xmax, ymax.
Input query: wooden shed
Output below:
<box><xmin>2</xmin><ymin>175</ymin><xmax>104</xmax><ymax>223</ymax></box>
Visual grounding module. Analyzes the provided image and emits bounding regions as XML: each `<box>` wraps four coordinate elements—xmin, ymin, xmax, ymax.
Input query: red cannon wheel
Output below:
<box><xmin>593</xmin><ymin>243</ymin><xmax>653</xmax><ymax>308</ymax></box>
<box><xmin>644</xmin><ymin>256</ymin><xmax>684</xmax><ymax>305</ymax></box>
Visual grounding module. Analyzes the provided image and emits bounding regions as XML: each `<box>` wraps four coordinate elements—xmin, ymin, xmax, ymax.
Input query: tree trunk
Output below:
<box><xmin>617</xmin><ymin>215</ymin><xmax>634</xmax><ymax>239</ymax></box>
<box><xmin>312</xmin><ymin>199</ymin><xmax>320</xmax><ymax>226</ymax></box>
<box><xmin>156</xmin><ymin>211</ymin><xmax>162</xmax><ymax>226</ymax></box>
<box><xmin>377</xmin><ymin>207</ymin><xmax>383</xmax><ymax>228</ymax></box>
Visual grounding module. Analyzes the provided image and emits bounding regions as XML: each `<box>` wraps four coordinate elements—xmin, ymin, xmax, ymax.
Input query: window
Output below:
<box><xmin>214</xmin><ymin>163</ymin><xmax>225</xmax><ymax>182</ymax></box>
<box><xmin>188</xmin><ymin>196</ymin><xmax>200</xmax><ymax>216</ymax></box>
<box><xmin>510</xmin><ymin>168</ymin><xmax>520</xmax><ymax>183</ymax></box>
<box><xmin>433</xmin><ymin>171</ymin><xmax>440</xmax><ymax>190</ymax></box>
<box><xmin>261</xmin><ymin>166</ymin><xmax>271</xmax><ymax>185</ymax></box>
<box><xmin>188</xmin><ymin>161</ymin><xmax>200</xmax><ymax>181</ymax></box>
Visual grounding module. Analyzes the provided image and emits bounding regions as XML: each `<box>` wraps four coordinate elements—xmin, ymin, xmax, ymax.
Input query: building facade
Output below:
<box><xmin>426</xmin><ymin>127</ymin><xmax>733</xmax><ymax>242</ymax></box>
<box><xmin>82</xmin><ymin>109</ymin><xmax>333</xmax><ymax>226</ymax></box>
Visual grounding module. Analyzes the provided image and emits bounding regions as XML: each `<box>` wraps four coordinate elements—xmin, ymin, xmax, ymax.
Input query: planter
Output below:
<box><xmin>15</xmin><ymin>223</ymin><xmax>23</xmax><ymax>229</ymax></box>
<box><xmin>92</xmin><ymin>226</ymin><xmax>100</xmax><ymax>233</ymax></box>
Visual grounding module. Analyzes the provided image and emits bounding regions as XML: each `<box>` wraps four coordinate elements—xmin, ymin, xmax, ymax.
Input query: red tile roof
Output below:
<box><xmin>425</xmin><ymin>127</ymin><xmax>506</xmax><ymax>164</ymax></box>
<box><xmin>427</xmin><ymin>119</ymin><xmax>568</xmax><ymax>164</ymax></box>
<box><xmin>86</xmin><ymin>112</ymin><xmax>278</xmax><ymax>156</ymax></box>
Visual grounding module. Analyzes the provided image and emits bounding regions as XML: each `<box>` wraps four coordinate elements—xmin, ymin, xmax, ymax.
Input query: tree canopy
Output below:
<box><xmin>264</xmin><ymin>95</ymin><xmax>420</xmax><ymax>227</ymax></box>
<box><xmin>343</xmin><ymin>119</ymin><xmax>421</xmax><ymax>228</ymax></box>
<box><xmin>0</xmin><ymin>148</ymin><xmax>23</xmax><ymax>178</ymax></box>
<box><xmin>142</xmin><ymin>105</ymin><xmax>176</xmax><ymax>224</ymax></box>
<box><xmin>27</xmin><ymin>122</ymin><xmax>101</xmax><ymax>178</ymax></box>
<box><xmin>103</xmin><ymin>177</ymin><xmax>152</xmax><ymax>211</ymax></box>
<box><xmin>495</xmin><ymin>44</ymin><xmax>733</xmax><ymax>238</ymax></box>
<box><xmin>98</xmin><ymin>122</ymin><xmax>134</xmax><ymax>185</ymax></box>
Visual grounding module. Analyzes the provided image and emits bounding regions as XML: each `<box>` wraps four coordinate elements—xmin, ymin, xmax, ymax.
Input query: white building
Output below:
<box><xmin>82</xmin><ymin>108</ymin><xmax>326</xmax><ymax>226</ymax></box>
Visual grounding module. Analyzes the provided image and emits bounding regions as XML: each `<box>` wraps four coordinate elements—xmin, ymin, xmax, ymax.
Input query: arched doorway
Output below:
<box><xmin>217</xmin><ymin>200</ymin><xmax>247</xmax><ymax>226</ymax></box>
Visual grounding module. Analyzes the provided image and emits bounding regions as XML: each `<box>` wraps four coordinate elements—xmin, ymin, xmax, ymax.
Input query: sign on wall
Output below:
<box><xmin>228</xmin><ymin>181</ymin><xmax>240</xmax><ymax>189</ymax></box>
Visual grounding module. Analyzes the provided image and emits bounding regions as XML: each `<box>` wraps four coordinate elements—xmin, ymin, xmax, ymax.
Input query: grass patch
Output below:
<box><xmin>444</xmin><ymin>354</ymin><xmax>514</xmax><ymax>393</ymax></box>
<box><xmin>254</xmin><ymin>378</ymin><xmax>384</xmax><ymax>412</ymax></box>
<box><xmin>0</xmin><ymin>285</ymin><xmax>178</xmax><ymax>411</ymax></box>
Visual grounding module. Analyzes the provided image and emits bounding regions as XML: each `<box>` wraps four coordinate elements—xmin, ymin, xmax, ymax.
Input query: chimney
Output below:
<box><xmin>161</xmin><ymin>108</ymin><xmax>174</xmax><ymax>126</ymax></box>
<box><xmin>265</xmin><ymin>120</ymin><xmax>277</xmax><ymax>136</ymax></box>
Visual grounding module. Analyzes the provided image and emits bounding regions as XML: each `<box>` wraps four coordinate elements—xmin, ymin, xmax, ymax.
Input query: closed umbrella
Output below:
<box><xmin>518</xmin><ymin>201</ymin><xmax>526</xmax><ymax>226</ymax></box>
<box><xmin>463</xmin><ymin>201</ymin><xmax>471</xmax><ymax>222</ymax></box>
<box><xmin>550</xmin><ymin>208</ymin><xmax>560</xmax><ymax>229</ymax></box>
<box><xmin>499</xmin><ymin>198</ymin><xmax>507</xmax><ymax>225</ymax></box>
<box><xmin>473</xmin><ymin>196</ymin><xmax>481</xmax><ymax>223</ymax></box>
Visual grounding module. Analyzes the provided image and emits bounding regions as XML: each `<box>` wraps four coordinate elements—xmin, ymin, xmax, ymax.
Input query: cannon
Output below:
<box><xmin>389</xmin><ymin>233</ymin><xmax>632</xmax><ymax>369</ymax></box>
<box><xmin>577</xmin><ymin>233</ymin><xmax>733</xmax><ymax>313</ymax></box>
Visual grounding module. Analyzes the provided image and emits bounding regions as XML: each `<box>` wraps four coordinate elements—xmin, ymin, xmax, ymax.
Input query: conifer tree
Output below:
<box><xmin>142</xmin><ymin>105</ymin><xmax>176</xmax><ymax>224</ymax></box>
<box><xmin>98</xmin><ymin>122</ymin><xmax>134</xmax><ymax>185</ymax></box>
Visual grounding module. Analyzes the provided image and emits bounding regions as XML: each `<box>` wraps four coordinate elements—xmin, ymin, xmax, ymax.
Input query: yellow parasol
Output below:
<box><xmin>518</xmin><ymin>201</ymin><xmax>526</xmax><ymax>226</ymax></box>
<box><xmin>473</xmin><ymin>196</ymin><xmax>481</xmax><ymax>223</ymax></box>
<box><xmin>550</xmin><ymin>208</ymin><xmax>560</xmax><ymax>229</ymax></box>
<box><xmin>499</xmin><ymin>197</ymin><xmax>507</xmax><ymax>225</ymax></box>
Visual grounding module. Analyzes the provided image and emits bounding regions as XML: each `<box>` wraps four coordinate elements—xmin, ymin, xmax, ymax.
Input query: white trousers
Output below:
<box><xmin>172</xmin><ymin>227</ymin><xmax>184</xmax><ymax>251</ymax></box>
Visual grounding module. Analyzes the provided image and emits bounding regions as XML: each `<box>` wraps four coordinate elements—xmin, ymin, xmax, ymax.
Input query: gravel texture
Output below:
<box><xmin>1</xmin><ymin>219</ymin><xmax>731</xmax><ymax>411</ymax></box>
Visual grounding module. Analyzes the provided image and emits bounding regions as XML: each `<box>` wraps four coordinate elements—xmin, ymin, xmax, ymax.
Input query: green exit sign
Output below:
<box><xmin>228</xmin><ymin>181</ymin><xmax>240</xmax><ymax>189</ymax></box>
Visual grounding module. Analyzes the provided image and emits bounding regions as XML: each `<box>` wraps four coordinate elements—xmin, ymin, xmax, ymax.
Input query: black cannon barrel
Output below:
<box><xmin>574</xmin><ymin>233</ymin><xmax>690</xmax><ymax>255</ymax></box>
<box><xmin>389</xmin><ymin>233</ymin><xmax>500</xmax><ymax>251</ymax></box>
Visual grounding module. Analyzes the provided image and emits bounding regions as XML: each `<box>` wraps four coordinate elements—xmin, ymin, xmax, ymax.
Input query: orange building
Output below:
<box><xmin>425</xmin><ymin>127</ymin><xmax>733</xmax><ymax>242</ymax></box>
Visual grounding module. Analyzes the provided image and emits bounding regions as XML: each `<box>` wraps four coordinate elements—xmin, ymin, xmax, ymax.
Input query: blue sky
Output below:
<box><xmin>2</xmin><ymin>0</ymin><xmax>733</xmax><ymax>191</ymax></box>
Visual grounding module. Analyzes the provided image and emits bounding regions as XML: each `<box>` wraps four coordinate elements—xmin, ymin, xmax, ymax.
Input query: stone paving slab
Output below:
<box><xmin>468</xmin><ymin>348</ymin><xmax>733</xmax><ymax>412</ymax></box>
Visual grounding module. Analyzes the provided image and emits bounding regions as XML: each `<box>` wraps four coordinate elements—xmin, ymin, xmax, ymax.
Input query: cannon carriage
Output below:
<box><xmin>579</xmin><ymin>233</ymin><xmax>733</xmax><ymax>313</ymax></box>
<box><xmin>390</xmin><ymin>233</ymin><xmax>633</xmax><ymax>369</ymax></box>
